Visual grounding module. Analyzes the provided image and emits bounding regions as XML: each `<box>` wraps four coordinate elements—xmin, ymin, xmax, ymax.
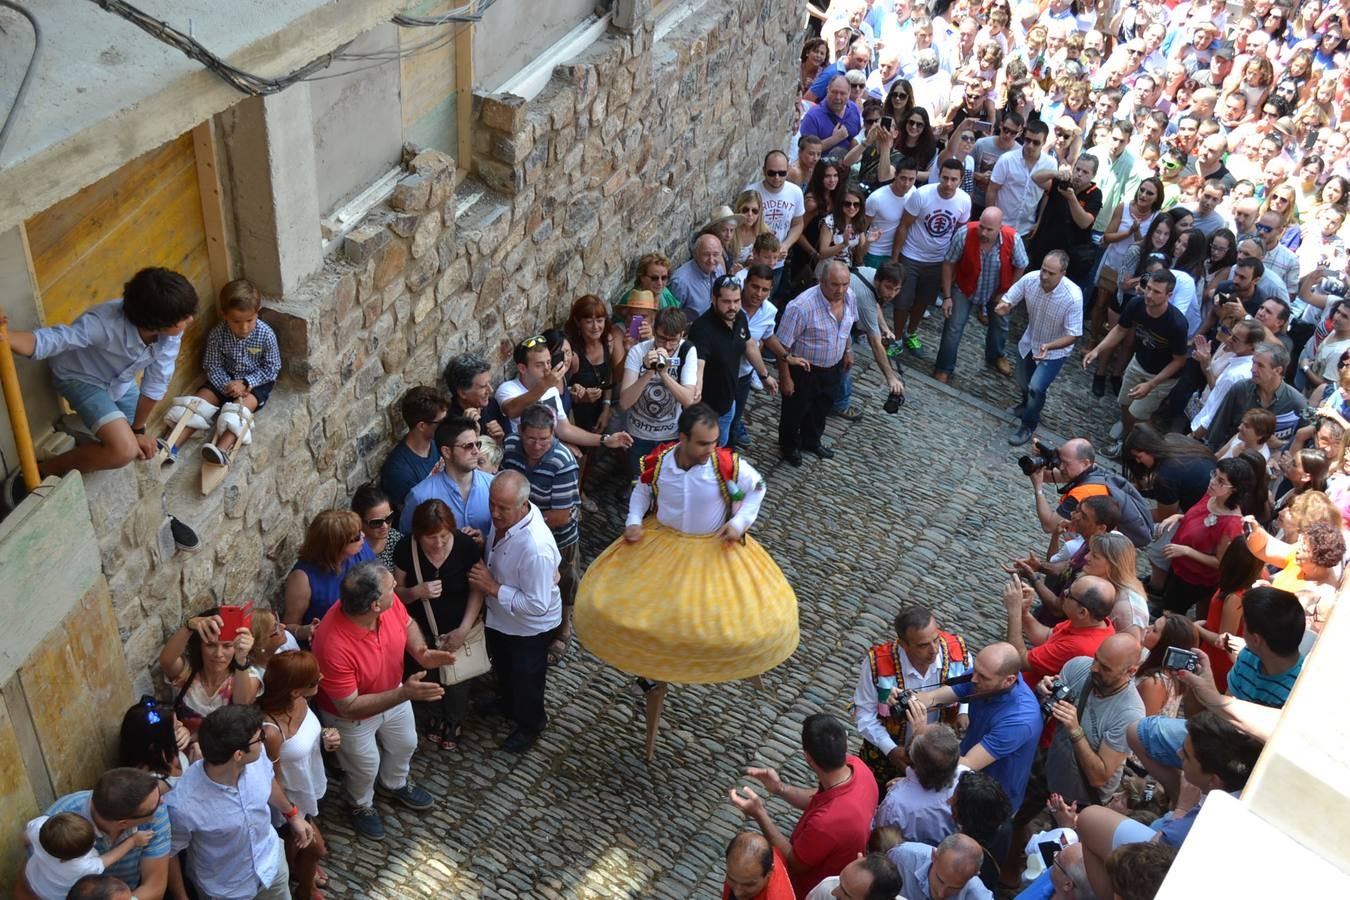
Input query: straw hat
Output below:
<box><xmin>707</xmin><ymin>205</ymin><xmax>743</xmax><ymax>229</ymax></box>
<box><xmin>621</xmin><ymin>289</ymin><xmax>659</xmax><ymax>312</ymax></box>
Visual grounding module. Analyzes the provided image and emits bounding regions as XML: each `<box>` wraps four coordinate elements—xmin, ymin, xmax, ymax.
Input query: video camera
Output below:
<box><xmin>1017</xmin><ymin>438</ymin><xmax>1061</xmax><ymax>477</ymax></box>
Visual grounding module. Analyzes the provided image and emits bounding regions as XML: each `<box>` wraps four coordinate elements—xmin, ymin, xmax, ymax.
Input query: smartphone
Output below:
<box><xmin>1242</xmin><ymin>519</ymin><xmax>1254</xmax><ymax>537</ymax></box>
<box><xmin>879</xmin><ymin>114</ymin><xmax>893</xmax><ymax>131</ymax></box>
<box><xmin>219</xmin><ymin>603</ymin><xmax>253</xmax><ymax>637</ymax></box>
<box><xmin>1038</xmin><ymin>841</ymin><xmax>1062</xmax><ymax>868</ymax></box>
<box><xmin>628</xmin><ymin>314</ymin><xmax>645</xmax><ymax>341</ymax></box>
<box><xmin>550</xmin><ymin>348</ymin><xmax>566</xmax><ymax>368</ymax></box>
<box><xmin>1162</xmin><ymin>646</ymin><xmax>1200</xmax><ymax>672</ymax></box>
<box><xmin>971</xmin><ymin>119</ymin><xmax>994</xmax><ymax>136</ymax></box>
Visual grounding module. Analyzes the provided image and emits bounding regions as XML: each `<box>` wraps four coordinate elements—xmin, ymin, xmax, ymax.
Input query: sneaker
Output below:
<box><xmin>904</xmin><ymin>333</ymin><xmax>922</xmax><ymax>353</ymax></box>
<box><xmin>169</xmin><ymin>517</ymin><xmax>201</xmax><ymax>553</ymax></box>
<box><xmin>377</xmin><ymin>781</ymin><xmax>436</xmax><ymax>811</ymax></box>
<box><xmin>1101</xmin><ymin>440</ymin><xmax>1123</xmax><ymax>460</ymax></box>
<box><xmin>155</xmin><ymin>438</ymin><xmax>178</xmax><ymax>464</ymax></box>
<box><xmin>885</xmin><ymin>340</ymin><xmax>905</xmax><ymax>360</ymax></box>
<box><xmin>500</xmin><ymin>729</ymin><xmax>541</xmax><ymax>754</ymax></box>
<box><xmin>1006</xmin><ymin>404</ymin><xmax>1027</xmax><ymax>421</ymax></box>
<box><xmin>350</xmin><ymin>805</ymin><xmax>385</xmax><ymax>841</ymax></box>
<box><xmin>829</xmin><ymin>405</ymin><xmax>864</xmax><ymax>421</ymax></box>
<box><xmin>201</xmin><ymin>443</ymin><xmax>229</xmax><ymax>466</ymax></box>
<box><xmin>1008</xmin><ymin>425</ymin><xmax>1035</xmax><ymax>446</ymax></box>
<box><xmin>1109</xmin><ymin>421</ymin><xmax>1124</xmax><ymax>440</ymax></box>
<box><xmin>733</xmin><ymin>432</ymin><xmax>752</xmax><ymax>448</ymax></box>
<box><xmin>1091</xmin><ymin>374</ymin><xmax>1106</xmax><ymax>397</ymax></box>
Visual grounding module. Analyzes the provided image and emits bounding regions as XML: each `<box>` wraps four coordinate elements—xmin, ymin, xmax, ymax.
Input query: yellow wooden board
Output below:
<box><xmin>24</xmin><ymin>132</ymin><xmax>216</xmax><ymax>406</ymax></box>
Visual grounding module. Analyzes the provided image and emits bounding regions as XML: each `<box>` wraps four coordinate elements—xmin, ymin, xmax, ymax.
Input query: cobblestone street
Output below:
<box><xmin>316</xmin><ymin>307</ymin><xmax>1109</xmax><ymax>898</ymax></box>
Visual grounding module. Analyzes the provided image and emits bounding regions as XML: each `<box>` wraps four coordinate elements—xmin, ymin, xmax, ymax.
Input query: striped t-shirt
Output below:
<box><xmin>502</xmin><ymin>434</ymin><xmax>579</xmax><ymax>549</ymax></box>
<box><xmin>1228</xmin><ymin>649</ymin><xmax>1303</xmax><ymax>708</ymax></box>
<box><xmin>45</xmin><ymin>790</ymin><xmax>171</xmax><ymax>886</ymax></box>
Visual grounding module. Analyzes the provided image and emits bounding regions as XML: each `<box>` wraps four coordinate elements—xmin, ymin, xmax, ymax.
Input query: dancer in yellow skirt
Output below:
<box><xmin>575</xmin><ymin>404</ymin><xmax>800</xmax><ymax>758</ymax></box>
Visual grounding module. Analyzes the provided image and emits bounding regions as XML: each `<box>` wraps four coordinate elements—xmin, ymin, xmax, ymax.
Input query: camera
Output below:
<box><xmin>1041</xmin><ymin>679</ymin><xmax>1073</xmax><ymax>717</ymax></box>
<box><xmin>650</xmin><ymin>353</ymin><xmax>669</xmax><ymax>371</ymax></box>
<box><xmin>1215</xmin><ymin>291</ymin><xmax>1233</xmax><ymax>306</ymax></box>
<box><xmin>1054</xmin><ymin>176</ymin><xmax>1071</xmax><ymax>192</ymax></box>
<box><xmin>1162</xmin><ymin>646</ymin><xmax>1201</xmax><ymax>673</ymax></box>
<box><xmin>1017</xmin><ymin>438</ymin><xmax>1061</xmax><ymax>476</ymax></box>
<box><xmin>893</xmin><ymin>689</ymin><xmax>915</xmax><ymax>711</ymax></box>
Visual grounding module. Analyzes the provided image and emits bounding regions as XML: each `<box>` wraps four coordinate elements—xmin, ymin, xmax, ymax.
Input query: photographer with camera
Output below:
<box><xmin>1019</xmin><ymin>438</ymin><xmax>1152</xmax><ymax>557</ymax></box>
<box><xmin>1033</xmin><ymin>634</ymin><xmax>1145</xmax><ymax>813</ymax></box>
<box><xmin>618</xmin><ymin>308</ymin><xmax>703</xmax><ymax>479</ymax></box>
<box><xmin>1212</xmin><ymin>257</ymin><xmax>1283</xmax><ymax>321</ymax></box>
<box><xmin>1026</xmin><ymin>154</ymin><xmax>1103</xmax><ymax>296</ymax></box>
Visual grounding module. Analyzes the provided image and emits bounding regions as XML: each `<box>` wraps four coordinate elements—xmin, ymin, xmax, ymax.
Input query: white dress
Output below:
<box><xmin>264</xmin><ymin>707</ymin><xmax>326</xmax><ymax>818</ymax></box>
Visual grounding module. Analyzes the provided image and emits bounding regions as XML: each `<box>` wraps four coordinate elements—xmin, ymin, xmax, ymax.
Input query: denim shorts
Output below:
<box><xmin>53</xmin><ymin>378</ymin><xmax>140</xmax><ymax>432</ymax></box>
<box><xmin>1135</xmin><ymin>714</ymin><xmax>1187</xmax><ymax>769</ymax></box>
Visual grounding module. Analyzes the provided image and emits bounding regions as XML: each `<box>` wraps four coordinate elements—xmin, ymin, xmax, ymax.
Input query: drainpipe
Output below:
<box><xmin>0</xmin><ymin>319</ymin><xmax>41</xmax><ymax>491</ymax></box>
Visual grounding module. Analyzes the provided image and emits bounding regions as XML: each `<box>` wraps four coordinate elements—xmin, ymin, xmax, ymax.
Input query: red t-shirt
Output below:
<box><xmin>788</xmin><ymin>756</ymin><xmax>878</xmax><ymax>898</ymax></box>
<box><xmin>312</xmin><ymin>597</ymin><xmax>411</xmax><ymax>717</ymax></box>
<box><xmin>1024</xmin><ymin>619</ymin><xmax>1115</xmax><ymax>687</ymax></box>
<box><xmin>720</xmin><ymin>847</ymin><xmax>795</xmax><ymax>900</ymax></box>
<box><xmin>1169</xmin><ymin>492</ymin><xmax>1243</xmax><ymax>586</ymax></box>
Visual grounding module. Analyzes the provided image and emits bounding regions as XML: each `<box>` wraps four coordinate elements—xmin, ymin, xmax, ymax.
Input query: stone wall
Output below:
<box><xmin>78</xmin><ymin>0</ymin><xmax>799</xmax><ymax>695</ymax></box>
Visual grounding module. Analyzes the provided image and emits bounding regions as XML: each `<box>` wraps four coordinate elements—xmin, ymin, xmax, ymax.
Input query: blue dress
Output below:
<box><xmin>292</xmin><ymin>540</ymin><xmax>377</xmax><ymax>623</ymax></box>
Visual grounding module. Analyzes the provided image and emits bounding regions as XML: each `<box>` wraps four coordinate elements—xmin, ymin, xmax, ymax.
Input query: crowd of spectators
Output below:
<box><xmin>7</xmin><ymin>0</ymin><xmax>1350</xmax><ymax>897</ymax></box>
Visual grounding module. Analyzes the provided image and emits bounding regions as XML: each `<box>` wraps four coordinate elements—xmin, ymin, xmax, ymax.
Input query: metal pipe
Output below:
<box><xmin>0</xmin><ymin>319</ymin><xmax>41</xmax><ymax>491</ymax></box>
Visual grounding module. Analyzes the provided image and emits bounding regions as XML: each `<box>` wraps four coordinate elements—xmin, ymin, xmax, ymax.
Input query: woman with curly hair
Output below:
<box><xmin>787</xmin><ymin>159</ymin><xmax>847</xmax><ymax>291</ymax></box>
<box><xmin>800</xmin><ymin>37</ymin><xmax>828</xmax><ymax>94</ymax></box>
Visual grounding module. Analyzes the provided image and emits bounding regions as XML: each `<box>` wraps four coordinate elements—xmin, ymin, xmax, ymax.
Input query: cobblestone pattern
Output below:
<box><xmin>312</xmin><ymin>337</ymin><xmax>1115</xmax><ymax>898</ymax></box>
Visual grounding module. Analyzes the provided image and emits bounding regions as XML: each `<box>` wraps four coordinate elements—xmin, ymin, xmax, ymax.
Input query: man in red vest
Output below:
<box><xmin>934</xmin><ymin>208</ymin><xmax>1028</xmax><ymax>384</ymax></box>
<box><xmin>851</xmin><ymin>605</ymin><xmax>972</xmax><ymax>792</ymax></box>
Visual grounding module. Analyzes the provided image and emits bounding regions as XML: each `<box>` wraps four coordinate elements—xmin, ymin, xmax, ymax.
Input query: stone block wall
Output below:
<box><xmin>78</xmin><ymin>0</ymin><xmax>798</xmax><ymax>694</ymax></box>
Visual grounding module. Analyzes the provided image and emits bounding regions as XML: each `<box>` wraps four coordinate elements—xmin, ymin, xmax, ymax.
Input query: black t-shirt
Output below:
<box><xmin>1038</xmin><ymin>184</ymin><xmax>1103</xmax><ymax>250</ymax></box>
<box><xmin>688</xmin><ymin>308</ymin><xmax>751</xmax><ymax>415</ymax></box>
<box><xmin>1151</xmin><ymin>455</ymin><xmax>1217</xmax><ymax>510</ymax></box>
<box><xmin>393</xmin><ymin>532</ymin><xmax>483</xmax><ymax>643</ymax></box>
<box><xmin>1119</xmin><ymin>296</ymin><xmax>1189</xmax><ymax>374</ymax></box>
<box><xmin>1212</xmin><ymin>278</ymin><xmax>1279</xmax><ymax>317</ymax></box>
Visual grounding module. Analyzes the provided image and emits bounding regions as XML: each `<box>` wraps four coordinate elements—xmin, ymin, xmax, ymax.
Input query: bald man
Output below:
<box><xmin>1004</xmin><ymin>573</ymin><xmax>1117</xmax><ymax>686</ymax></box>
<box><xmin>1036</xmin><ymin>634</ymin><xmax>1144</xmax><ymax>808</ymax></box>
<box><xmin>468</xmin><ymin>469</ymin><xmax>563</xmax><ymax>753</ymax></box>
<box><xmin>722</xmin><ymin>831</ymin><xmax>794</xmax><ymax>900</ymax></box>
<box><xmin>888</xmin><ymin>833</ymin><xmax>993</xmax><ymax>900</ymax></box>
<box><xmin>910</xmin><ymin>642</ymin><xmax>1042</xmax><ymax>811</ymax></box>
<box><xmin>671</xmin><ymin>233</ymin><xmax>728</xmax><ymax>318</ymax></box>
<box><xmin>935</xmin><ymin>207</ymin><xmax>1029</xmax><ymax>382</ymax></box>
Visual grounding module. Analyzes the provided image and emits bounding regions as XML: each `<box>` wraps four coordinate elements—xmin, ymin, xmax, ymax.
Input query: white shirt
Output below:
<box><xmin>1191</xmin><ymin>354</ymin><xmax>1253</xmax><ymax>432</ymax></box>
<box><xmin>1169</xmin><ymin>270</ymin><xmax>1201</xmax><ymax>340</ymax></box>
<box><xmin>167</xmin><ymin>755</ymin><xmax>283</xmax><ymax>900</ymax></box>
<box><xmin>485</xmin><ymin>503</ymin><xmax>563</xmax><ymax>636</ymax></box>
<box><xmin>866</xmin><ymin>183</ymin><xmax>912</xmax><ymax>257</ymax></box>
<box><xmin>626</xmin><ymin>449</ymin><xmax>765</xmax><ymax>536</ymax></box>
<box><xmin>494</xmin><ymin>377</ymin><xmax>565</xmax><ymax>430</ymax></box>
<box><xmin>1002</xmin><ymin>272</ymin><xmax>1083</xmax><ymax>361</ymax></box>
<box><xmin>747</xmin><ymin>179</ymin><xmax>805</xmax><ymax>269</ymax></box>
<box><xmin>851</xmin><ymin>650</ymin><xmax>968</xmax><ymax>756</ymax></box>
<box><xmin>874</xmin><ymin>765</ymin><xmax>968</xmax><ymax>845</ymax></box>
<box><xmin>740</xmin><ymin>300</ymin><xmax>779</xmax><ymax>385</ymax></box>
<box><xmin>24</xmin><ymin>817</ymin><xmax>103</xmax><ymax>899</ymax></box>
<box><xmin>901</xmin><ymin>184</ymin><xmax>972</xmax><ymax>263</ymax></box>
<box><xmin>990</xmin><ymin>149</ymin><xmax>1055</xmax><ymax>234</ymax></box>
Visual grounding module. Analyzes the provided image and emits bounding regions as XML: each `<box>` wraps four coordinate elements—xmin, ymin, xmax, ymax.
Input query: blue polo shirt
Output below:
<box><xmin>954</xmin><ymin>678</ymin><xmax>1043</xmax><ymax>810</ymax></box>
<box><xmin>45</xmin><ymin>790</ymin><xmax>172</xmax><ymax>887</ymax></box>
<box><xmin>800</xmin><ymin>101</ymin><xmax>862</xmax><ymax>147</ymax></box>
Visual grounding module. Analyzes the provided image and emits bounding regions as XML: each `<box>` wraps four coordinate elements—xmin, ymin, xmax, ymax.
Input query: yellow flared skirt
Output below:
<box><xmin>574</xmin><ymin>521</ymin><xmax>800</xmax><ymax>683</ymax></box>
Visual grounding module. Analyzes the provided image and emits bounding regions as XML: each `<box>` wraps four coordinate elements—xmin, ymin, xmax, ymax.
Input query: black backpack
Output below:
<box><xmin>1094</xmin><ymin>470</ymin><xmax>1155</xmax><ymax>549</ymax></box>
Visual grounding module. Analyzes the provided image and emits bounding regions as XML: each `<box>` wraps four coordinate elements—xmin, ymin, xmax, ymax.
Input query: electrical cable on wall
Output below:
<box><xmin>0</xmin><ymin>0</ymin><xmax>41</xmax><ymax>165</ymax></box>
<box><xmin>84</xmin><ymin>0</ymin><xmax>492</xmax><ymax>96</ymax></box>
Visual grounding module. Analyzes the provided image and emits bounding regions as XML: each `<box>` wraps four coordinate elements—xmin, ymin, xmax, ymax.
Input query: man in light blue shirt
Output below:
<box><xmin>889</xmin><ymin>834</ymin><xmax>994</xmax><ymax>899</ymax></box>
<box><xmin>670</xmin><ymin>234</ymin><xmax>726</xmax><ymax>319</ymax></box>
<box><xmin>167</xmin><ymin>706</ymin><xmax>315</xmax><ymax>900</ymax></box>
<box><xmin>401</xmin><ymin>416</ymin><xmax>494</xmax><ymax>536</ymax></box>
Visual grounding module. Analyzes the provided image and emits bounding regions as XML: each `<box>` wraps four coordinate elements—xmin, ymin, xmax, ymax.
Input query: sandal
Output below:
<box><xmin>314</xmin><ymin>867</ymin><xmax>329</xmax><ymax>889</ymax></box>
<box><xmin>546</xmin><ymin>637</ymin><xmax>570</xmax><ymax>666</ymax></box>
<box><xmin>436</xmin><ymin>723</ymin><xmax>463</xmax><ymax>752</ymax></box>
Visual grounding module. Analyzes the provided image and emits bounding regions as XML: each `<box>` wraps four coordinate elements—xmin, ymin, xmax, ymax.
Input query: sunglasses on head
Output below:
<box><xmin>519</xmin><ymin>334</ymin><xmax>547</xmax><ymax>350</ymax></box>
<box><xmin>713</xmin><ymin>274</ymin><xmax>740</xmax><ymax>291</ymax></box>
<box><xmin>138</xmin><ymin>694</ymin><xmax>164</xmax><ymax>725</ymax></box>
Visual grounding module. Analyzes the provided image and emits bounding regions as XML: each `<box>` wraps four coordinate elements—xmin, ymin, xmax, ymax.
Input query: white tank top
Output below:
<box><xmin>265</xmin><ymin>707</ymin><xmax>326</xmax><ymax>817</ymax></box>
<box><xmin>1100</xmin><ymin>207</ymin><xmax>1158</xmax><ymax>271</ymax></box>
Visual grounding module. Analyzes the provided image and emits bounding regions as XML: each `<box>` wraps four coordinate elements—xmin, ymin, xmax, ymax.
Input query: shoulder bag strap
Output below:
<box><xmin>1071</xmin><ymin>674</ymin><xmax>1101</xmax><ymax>805</ymax></box>
<box><xmin>410</xmin><ymin>543</ymin><xmax>442</xmax><ymax>641</ymax></box>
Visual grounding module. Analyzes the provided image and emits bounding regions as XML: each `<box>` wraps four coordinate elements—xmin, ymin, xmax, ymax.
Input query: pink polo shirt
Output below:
<box><xmin>312</xmin><ymin>598</ymin><xmax>411</xmax><ymax>717</ymax></box>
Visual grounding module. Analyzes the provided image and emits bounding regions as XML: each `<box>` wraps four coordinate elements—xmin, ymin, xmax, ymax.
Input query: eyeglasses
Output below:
<box><xmin>641</xmin><ymin>271</ymin><xmax>670</xmax><ymax>282</ymax></box>
<box><xmin>453</xmin><ymin>440</ymin><xmax>480</xmax><ymax>451</ymax></box>
<box><xmin>364</xmin><ymin>515</ymin><xmax>395</xmax><ymax>529</ymax></box>
<box><xmin>766</xmin><ymin>169</ymin><xmax>788</xmax><ymax>177</ymax></box>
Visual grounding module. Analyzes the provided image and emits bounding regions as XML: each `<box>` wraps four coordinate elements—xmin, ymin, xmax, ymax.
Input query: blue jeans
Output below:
<box><xmin>934</xmin><ymin>286</ymin><xmax>1007</xmax><ymax>375</ymax></box>
<box><xmin>717</xmin><ymin>401</ymin><xmax>737</xmax><ymax>447</ymax></box>
<box><xmin>832</xmin><ymin>369</ymin><xmax>854</xmax><ymax>412</ymax></box>
<box><xmin>1014</xmin><ymin>351</ymin><xmax>1066</xmax><ymax>429</ymax></box>
<box><xmin>730</xmin><ymin>373</ymin><xmax>753</xmax><ymax>445</ymax></box>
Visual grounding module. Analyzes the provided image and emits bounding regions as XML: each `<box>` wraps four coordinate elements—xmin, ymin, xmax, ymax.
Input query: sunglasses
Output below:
<box><xmin>453</xmin><ymin>440</ymin><xmax>480</xmax><ymax>451</ymax></box>
<box><xmin>892</xmin><ymin>92</ymin><xmax>909</xmax><ymax>101</ymax></box>
<box><xmin>348</xmin><ymin>533</ymin><xmax>364</xmax><ymax>544</ymax></box>
<box><xmin>739</xmin><ymin>206</ymin><xmax>759</xmax><ymax>214</ymax></box>
<box><xmin>713</xmin><ymin>275</ymin><xmax>740</xmax><ymax>290</ymax></box>
<box><xmin>519</xmin><ymin>334</ymin><xmax>547</xmax><ymax>350</ymax></box>
<box><xmin>864</xmin><ymin>119</ymin><xmax>880</xmax><ymax>127</ymax></box>
<box><xmin>766</xmin><ymin>169</ymin><xmax>788</xmax><ymax>177</ymax></box>
<box><xmin>138</xmin><ymin>694</ymin><xmax>164</xmax><ymax>725</ymax></box>
<box><xmin>1255</xmin><ymin>223</ymin><xmax>1275</xmax><ymax>233</ymax></box>
<box><xmin>364</xmin><ymin>515</ymin><xmax>395</xmax><ymax>528</ymax></box>
<box><xmin>1001</xmin><ymin>126</ymin><xmax>1021</xmax><ymax>136</ymax></box>
<box><xmin>842</xmin><ymin>200</ymin><xmax>861</xmax><ymax>208</ymax></box>
<box><xmin>907</xmin><ymin>119</ymin><xmax>925</xmax><ymax>128</ymax></box>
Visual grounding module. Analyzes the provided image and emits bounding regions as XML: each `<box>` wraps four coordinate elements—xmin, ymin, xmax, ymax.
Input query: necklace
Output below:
<box><xmin>1203</xmin><ymin>496</ymin><xmax>1234</xmax><ymax>527</ymax></box>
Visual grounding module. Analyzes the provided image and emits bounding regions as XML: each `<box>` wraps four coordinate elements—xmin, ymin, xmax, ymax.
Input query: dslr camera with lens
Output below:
<box><xmin>1017</xmin><ymin>438</ymin><xmax>1061</xmax><ymax>476</ymax></box>
<box><xmin>1040</xmin><ymin>678</ymin><xmax>1073</xmax><ymax>717</ymax></box>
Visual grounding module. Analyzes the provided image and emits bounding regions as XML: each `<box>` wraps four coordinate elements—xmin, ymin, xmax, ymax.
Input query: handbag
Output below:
<box><xmin>410</xmin><ymin>541</ymin><xmax>491</xmax><ymax>685</ymax></box>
